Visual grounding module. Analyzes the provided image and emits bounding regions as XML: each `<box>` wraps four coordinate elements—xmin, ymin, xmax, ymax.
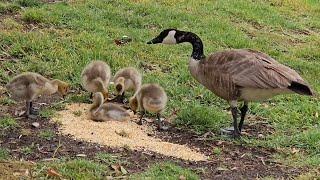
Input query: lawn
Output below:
<box><xmin>0</xmin><ymin>0</ymin><xmax>319</xmax><ymax>179</ymax></box>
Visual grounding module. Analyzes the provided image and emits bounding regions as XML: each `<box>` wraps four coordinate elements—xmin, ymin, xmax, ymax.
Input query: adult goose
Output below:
<box><xmin>147</xmin><ymin>29</ymin><xmax>314</xmax><ymax>137</ymax></box>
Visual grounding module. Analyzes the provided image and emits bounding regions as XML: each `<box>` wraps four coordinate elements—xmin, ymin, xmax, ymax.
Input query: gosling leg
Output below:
<box><xmin>29</xmin><ymin>101</ymin><xmax>39</xmax><ymax>115</ymax></box>
<box><xmin>26</xmin><ymin>101</ymin><xmax>37</xmax><ymax>119</ymax></box>
<box><xmin>137</xmin><ymin>111</ymin><xmax>145</xmax><ymax>125</ymax></box>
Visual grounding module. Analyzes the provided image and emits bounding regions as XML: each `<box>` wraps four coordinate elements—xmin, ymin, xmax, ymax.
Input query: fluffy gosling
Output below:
<box><xmin>90</xmin><ymin>92</ymin><xmax>130</xmax><ymax>122</ymax></box>
<box><xmin>6</xmin><ymin>72</ymin><xmax>69</xmax><ymax>118</ymax></box>
<box><xmin>81</xmin><ymin>60</ymin><xmax>111</xmax><ymax>100</ymax></box>
<box><xmin>129</xmin><ymin>83</ymin><xmax>168</xmax><ymax>130</ymax></box>
<box><xmin>113</xmin><ymin>67</ymin><xmax>142</xmax><ymax>102</ymax></box>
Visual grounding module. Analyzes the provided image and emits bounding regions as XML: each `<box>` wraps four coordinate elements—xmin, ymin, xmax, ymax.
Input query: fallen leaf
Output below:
<box><xmin>47</xmin><ymin>168</ymin><xmax>62</xmax><ymax>177</ymax></box>
<box><xmin>111</xmin><ymin>164</ymin><xmax>121</xmax><ymax>176</ymax></box>
<box><xmin>231</xmin><ymin>167</ymin><xmax>238</xmax><ymax>170</ymax></box>
<box><xmin>216</xmin><ymin>166</ymin><xmax>229</xmax><ymax>171</ymax></box>
<box><xmin>31</xmin><ymin>122</ymin><xmax>40</xmax><ymax>128</ymax></box>
<box><xmin>216</xmin><ymin>141</ymin><xmax>224</xmax><ymax>146</ymax></box>
<box><xmin>179</xmin><ymin>175</ymin><xmax>186</xmax><ymax>180</ymax></box>
<box><xmin>76</xmin><ymin>154</ymin><xmax>87</xmax><ymax>157</ymax></box>
<box><xmin>120</xmin><ymin>166</ymin><xmax>128</xmax><ymax>175</ymax></box>
<box><xmin>291</xmin><ymin>148</ymin><xmax>299</xmax><ymax>154</ymax></box>
<box><xmin>315</xmin><ymin>112</ymin><xmax>318</xmax><ymax>118</ymax></box>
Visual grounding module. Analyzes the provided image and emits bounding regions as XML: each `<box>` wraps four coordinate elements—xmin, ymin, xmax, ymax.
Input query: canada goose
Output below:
<box><xmin>81</xmin><ymin>60</ymin><xmax>111</xmax><ymax>99</ymax></box>
<box><xmin>147</xmin><ymin>29</ymin><xmax>314</xmax><ymax>137</ymax></box>
<box><xmin>90</xmin><ymin>92</ymin><xmax>130</xmax><ymax>121</ymax></box>
<box><xmin>113</xmin><ymin>67</ymin><xmax>142</xmax><ymax>102</ymax></box>
<box><xmin>129</xmin><ymin>83</ymin><xmax>168</xmax><ymax>130</ymax></box>
<box><xmin>6</xmin><ymin>72</ymin><xmax>69</xmax><ymax>118</ymax></box>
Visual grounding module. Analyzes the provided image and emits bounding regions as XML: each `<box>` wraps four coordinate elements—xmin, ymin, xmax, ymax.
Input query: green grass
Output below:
<box><xmin>0</xmin><ymin>0</ymin><xmax>319</xmax><ymax>169</ymax></box>
<box><xmin>0</xmin><ymin>97</ymin><xmax>15</xmax><ymax>105</ymax></box>
<box><xmin>132</xmin><ymin>162</ymin><xmax>199</xmax><ymax>180</ymax></box>
<box><xmin>0</xmin><ymin>116</ymin><xmax>19</xmax><ymax>130</ymax></box>
<box><xmin>95</xmin><ymin>152</ymin><xmax>121</xmax><ymax>165</ymax></box>
<box><xmin>0</xmin><ymin>148</ymin><xmax>10</xmax><ymax>160</ymax></box>
<box><xmin>21</xmin><ymin>146</ymin><xmax>33</xmax><ymax>155</ymax></box>
<box><xmin>38</xmin><ymin>130</ymin><xmax>55</xmax><ymax>140</ymax></box>
<box><xmin>35</xmin><ymin>159</ymin><xmax>110</xmax><ymax>179</ymax></box>
<box><xmin>39</xmin><ymin>107</ymin><xmax>55</xmax><ymax>119</ymax></box>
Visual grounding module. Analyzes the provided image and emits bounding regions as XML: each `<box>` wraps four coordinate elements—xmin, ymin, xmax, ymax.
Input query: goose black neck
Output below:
<box><xmin>178</xmin><ymin>31</ymin><xmax>205</xmax><ymax>60</ymax></box>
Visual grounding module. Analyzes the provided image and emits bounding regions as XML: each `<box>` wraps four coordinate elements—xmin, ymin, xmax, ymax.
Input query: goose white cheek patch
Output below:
<box><xmin>162</xmin><ymin>30</ymin><xmax>177</xmax><ymax>44</ymax></box>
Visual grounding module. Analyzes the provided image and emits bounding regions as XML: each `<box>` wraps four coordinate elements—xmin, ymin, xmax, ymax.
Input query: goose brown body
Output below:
<box><xmin>189</xmin><ymin>49</ymin><xmax>313</xmax><ymax>102</ymax></box>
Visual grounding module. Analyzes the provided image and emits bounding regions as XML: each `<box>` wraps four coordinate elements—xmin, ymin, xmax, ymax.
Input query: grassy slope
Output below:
<box><xmin>0</xmin><ymin>0</ymin><xmax>319</xmax><ymax>174</ymax></box>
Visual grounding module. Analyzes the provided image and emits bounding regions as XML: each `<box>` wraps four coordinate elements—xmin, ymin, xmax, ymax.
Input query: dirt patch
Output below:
<box><xmin>52</xmin><ymin>103</ymin><xmax>207</xmax><ymax>161</ymax></box>
<box><xmin>0</xmin><ymin>161</ymin><xmax>34</xmax><ymax>180</ymax></box>
<box><xmin>0</xmin><ymin>94</ymin><xmax>307</xmax><ymax>179</ymax></box>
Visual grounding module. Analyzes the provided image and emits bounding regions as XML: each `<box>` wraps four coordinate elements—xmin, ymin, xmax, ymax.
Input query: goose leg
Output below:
<box><xmin>90</xmin><ymin>92</ymin><xmax>93</xmax><ymax>99</ymax></box>
<box><xmin>137</xmin><ymin>111</ymin><xmax>145</xmax><ymax>125</ymax></box>
<box><xmin>231</xmin><ymin>107</ymin><xmax>241</xmax><ymax>138</ymax></box>
<box><xmin>238</xmin><ymin>102</ymin><xmax>248</xmax><ymax>132</ymax></box>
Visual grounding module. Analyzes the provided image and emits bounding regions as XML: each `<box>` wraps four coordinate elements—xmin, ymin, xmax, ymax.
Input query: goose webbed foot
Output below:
<box><xmin>220</xmin><ymin>127</ymin><xmax>241</xmax><ymax>138</ymax></box>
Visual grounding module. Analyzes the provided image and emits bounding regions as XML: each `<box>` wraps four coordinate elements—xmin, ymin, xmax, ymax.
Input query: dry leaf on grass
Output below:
<box><xmin>111</xmin><ymin>164</ymin><xmax>128</xmax><ymax>176</ymax></box>
<box><xmin>47</xmin><ymin>168</ymin><xmax>62</xmax><ymax>177</ymax></box>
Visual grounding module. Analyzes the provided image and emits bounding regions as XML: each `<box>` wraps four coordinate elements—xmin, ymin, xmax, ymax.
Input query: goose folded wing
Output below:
<box><xmin>230</xmin><ymin>54</ymin><xmax>304</xmax><ymax>89</ymax></box>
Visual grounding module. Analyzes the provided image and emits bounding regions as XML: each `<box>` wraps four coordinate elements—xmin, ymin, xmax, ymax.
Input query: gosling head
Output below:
<box><xmin>129</xmin><ymin>96</ymin><xmax>138</xmax><ymax>113</ymax></box>
<box><xmin>57</xmin><ymin>80</ymin><xmax>70</xmax><ymax>98</ymax></box>
<box><xmin>115</xmin><ymin>77</ymin><xmax>125</xmax><ymax>95</ymax></box>
<box><xmin>101</xmin><ymin>89</ymin><xmax>108</xmax><ymax>102</ymax></box>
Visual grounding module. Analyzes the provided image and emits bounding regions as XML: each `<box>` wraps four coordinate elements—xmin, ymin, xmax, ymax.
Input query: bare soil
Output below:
<box><xmin>0</xmin><ymin>94</ymin><xmax>306</xmax><ymax>179</ymax></box>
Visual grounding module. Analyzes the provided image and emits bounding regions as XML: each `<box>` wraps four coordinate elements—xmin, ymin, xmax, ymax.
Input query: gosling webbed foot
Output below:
<box><xmin>137</xmin><ymin>119</ymin><xmax>143</xmax><ymax>125</ymax></box>
<box><xmin>30</xmin><ymin>108</ymin><xmax>39</xmax><ymax>115</ymax></box>
<box><xmin>157</xmin><ymin>124</ymin><xmax>170</xmax><ymax>131</ymax></box>
<box><xmin>27</xmin><ymin>114</ymin><xmax>37</xmax><ymax>119</ymax></box>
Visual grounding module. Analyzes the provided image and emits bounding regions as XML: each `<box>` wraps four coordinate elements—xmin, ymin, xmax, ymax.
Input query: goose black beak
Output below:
<box><xmin>147</xmin><ymin>37</ymin><xmax>161</xmax><ymax>44</ymax></box>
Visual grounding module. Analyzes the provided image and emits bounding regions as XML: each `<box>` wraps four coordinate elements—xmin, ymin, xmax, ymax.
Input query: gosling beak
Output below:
<box><xmin>147</xmin><ymin>37</ymin><xmax>161</xmax><ymax>44</ymax></box>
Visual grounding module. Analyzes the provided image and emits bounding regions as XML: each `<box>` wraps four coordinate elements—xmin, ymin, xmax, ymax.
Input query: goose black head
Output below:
<box><xmin>147</xmin><ymin>29</ymin><xmax>183</xmax><ymax>45</ymax></box>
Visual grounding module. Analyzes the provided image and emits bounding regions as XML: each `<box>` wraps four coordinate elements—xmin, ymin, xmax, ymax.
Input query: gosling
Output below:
<box><xmin>113</xmin><ymin>67</ymin><xmax>142</xmax><ymax>102</ymax></box>
<box><xmin>6</xmin><ymin>72</ymin><xmax>69</xmax><ymax>118</ymax></box>
<box><xmin>90</xmin><ymin>92</ymin><xmax>130</xmax><ymax>122</ymax></box>
<box><xmin>129</xmin><ymin>83</ymin><xmax>168</xmax><ymax>130</ymax></box>
<box><xmin>81</xmin><ymin>60</ymin><xmax>111</xmax><ymax>100</ymax></box>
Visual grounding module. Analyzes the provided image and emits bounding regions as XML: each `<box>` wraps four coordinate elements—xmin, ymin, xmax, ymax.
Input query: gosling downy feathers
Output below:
<box><xmin>90</xmin><ymin>92</ymin><xmax>130</xmax><ymax>122</ymax></box>
<box><xmin>113</xmin><ymin>67</ymin><xmax>142</xmax><ymax>101</ymax></box>
<box><xmin>81</xmin><ymin>60</ymin><xmax>111</xmax><ymax>99</ymax></box>
<box><xmin>147</xmin><ymin>29</ymin><xmax>314</xmax><ymax>137</ymax></box>
<box><xmin>6</xmin><ymin>72</ymin><xmax>69</xmax><ymax>118</ymax></box>
<box><xmin>129</xmin><ymin>83</ymin><xmax>168</xmax><ymax>130</ymax></box>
